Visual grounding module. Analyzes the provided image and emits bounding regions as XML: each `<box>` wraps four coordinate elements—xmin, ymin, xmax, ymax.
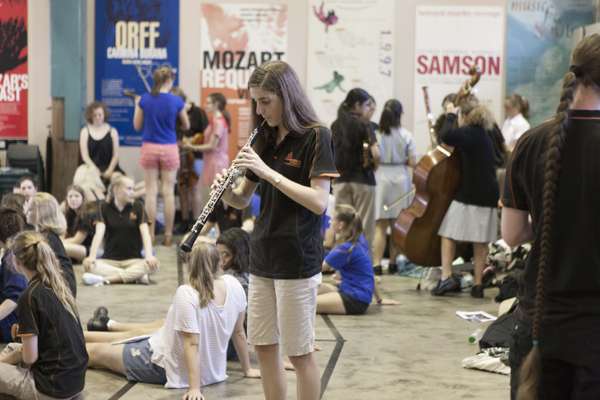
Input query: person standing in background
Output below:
<box><xmin>502</xmin><ymin>93</ymin><xmax>530</xmax><ymax>151</ymax></box>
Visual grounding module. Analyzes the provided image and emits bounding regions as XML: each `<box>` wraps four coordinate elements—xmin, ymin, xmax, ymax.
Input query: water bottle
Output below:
<box><xmin>468</xmin><ymin>327</ymin><xmax>484</xmax><ymax>344</ymax></box>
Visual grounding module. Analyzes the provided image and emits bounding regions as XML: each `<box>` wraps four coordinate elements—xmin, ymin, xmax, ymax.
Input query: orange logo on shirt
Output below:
<box><xmin>283</xmin><ymin>152</ymin><xmax>301</xmax><ymax>168</ymax></box>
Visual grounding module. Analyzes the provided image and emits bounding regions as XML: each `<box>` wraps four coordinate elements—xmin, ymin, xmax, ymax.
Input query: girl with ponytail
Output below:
<box><xmin>318</xmin><ymin>205</ymin><xmax>396</xmax><ymax>315</ymax></box>
<box><xmin>503</xmin><ymin>33</ymin><xmax>600</xmax><ymax>399</ymax></box>
<box><xmin>0</xmin><ymin>231</ymin><xmax>87</xmax><ymax>400</ymax></box>
<box><xmin>84</xmin><ymin>242</ymin><xmax>259</xmax><ymax>399</ymax></box>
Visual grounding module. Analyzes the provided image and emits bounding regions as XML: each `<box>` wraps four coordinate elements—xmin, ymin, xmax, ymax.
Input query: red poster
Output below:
<box><xmin>0</xmin><ymin>0</ymin><xmax>28</xmax><ymax>139</ymax></box>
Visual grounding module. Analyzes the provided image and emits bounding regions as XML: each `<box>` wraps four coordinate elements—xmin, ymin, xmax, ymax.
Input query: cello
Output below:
<box><xmin>392</xmin><ymin>66</ymin><xmax>481</xmax><ymax>266</ymax></box>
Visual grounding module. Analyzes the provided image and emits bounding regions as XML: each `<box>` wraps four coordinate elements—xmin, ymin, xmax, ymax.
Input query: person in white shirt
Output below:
<box><xmin>84</xmin><ymin>242</ymin><xmax>260</xmax><ymax>400</ymax></box>
<box><xmin>501</xmin><ymin>93</ymin><xmax>531</xmax><ymax>151</ymax></box>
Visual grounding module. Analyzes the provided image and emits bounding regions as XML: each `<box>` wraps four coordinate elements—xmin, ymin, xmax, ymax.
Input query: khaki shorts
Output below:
<box><xmin>247</xmin><ymin>273</ymin><xmax>321</xmax><ymax>357</ymax></box>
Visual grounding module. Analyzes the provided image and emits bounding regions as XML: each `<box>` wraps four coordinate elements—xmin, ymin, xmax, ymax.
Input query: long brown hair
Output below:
<box><xmin>516</xmin><ymin>34</ymin><xmax>600</xmax><ymax>400</ymax></box>
<box><xmin>188</xmin><ymin>242</ymin><xmax>221</xmax><ymax>308</ymax></box>
<box><xmin>10</xmin><ymin>231</ymin><xmax>79</xmax><ymax>320</ymax></box>
<box><xmin>248</xmin><ymin>61</ymin><xmax>321</xmax><ymax>148</ymax></box>
<box><xmin>208</xmin><ymin>92</ymin><xmax>231</xmax><ymax>129</ymax></box>
<box><xmin>151</xmin><ymin>65</ymin><xmax>175</xmax><ymax>96</ymax></box>
<box><xmin>28</xmin><ymin>192</ymin><xmax>67</xmax><ymax>236</ymax></box>
<box><xmin>506</xmin><ymin>93</ymin><xmax>530</xmax><ymax>119</ymax></box>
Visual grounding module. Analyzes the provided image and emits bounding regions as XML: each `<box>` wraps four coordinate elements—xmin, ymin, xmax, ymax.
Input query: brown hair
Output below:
<box><xmin>458</xmin><ymin>95</ymin><xmax>495</xmax><ymax>132</ymax></box>
<box><xmin>506</xmin><ymin>93</ymin><xmax>530</xmax><ymax>119</ymax></box>
<box><xmin>0</xmin><ymin>193</ymin><xmax>26</xmax><ymax>214</ymax></box>
<box><xmin>65</xmin><ymin>185</ymin><xmax>86</xmax><ymax>210</ymax></box>
<box><xmin>10</xmin><ymin>231</ymin><xmax>79</xmax><ymax>319</ymax></box>
<box><xmin>151</xmin><ymin>65</ymin><xmax>175</xmax><ymax>96</ymax></box>
<box><xmin>516</xmin><ymin>34</ymin><xmax>600</xmax><ymax>400</ymax></box>
<box><xmin>248</xmin><ymin>61</ymin><xmax>321</xmax><ymax>142</ymax></box>
<box><xmin>379</xmin><ymin>99</ymin><xmax>403</xmax><ymax>135</ymax></box>
<box><xmin>208</xmin><ymin>92</ymin><xmax>231</xmax><ymax>129</ymax></box>
<box><xmin>334</xmin><ymin>204</ymin><xmax>363</xmax><ymax>246</ymax></box>
<box><xmin>0</xmin><ymin>207</ymin><xmax>25</xmax><ymax>243</ymax></box>
<box><xmin>85</xmin><ymin>101</ymin><xmax>110</xmax><ymax>124</ymax></box>
<box><xmin>188</xmin><ymin>242</ymin><xmax>221</xmax><ymax>308</ymax></box>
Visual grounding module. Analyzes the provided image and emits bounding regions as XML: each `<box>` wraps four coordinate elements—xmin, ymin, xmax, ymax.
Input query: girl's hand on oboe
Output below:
<box><xmin>233</xmin><ymin>146</ymin><xmax>271</xmax><ymax>180</ymax></box>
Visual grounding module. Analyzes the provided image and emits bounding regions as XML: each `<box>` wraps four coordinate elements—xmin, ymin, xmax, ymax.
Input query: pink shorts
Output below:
<box><xmin>139</xmin><ymin>143</ymin><xmax>180</xmax><ymax>171</ymax></box>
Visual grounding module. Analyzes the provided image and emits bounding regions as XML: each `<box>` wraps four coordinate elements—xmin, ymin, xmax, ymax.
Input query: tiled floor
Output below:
<box><xmin>64</xmin><ymin>244</ymin><xmax>507</xmax><ymax>399</ymax></box>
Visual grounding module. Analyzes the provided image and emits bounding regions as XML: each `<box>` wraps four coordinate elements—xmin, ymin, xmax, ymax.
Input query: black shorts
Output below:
<box><xmin>340</xmin><ymin>292</ymin><xmax>370</xmax><ymax>315</ymax></box>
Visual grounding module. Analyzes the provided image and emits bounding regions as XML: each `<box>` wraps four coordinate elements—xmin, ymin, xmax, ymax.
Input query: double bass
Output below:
<box><xmin>392</xmin><ymin>66</ymin><xmax>481</xmax><ymax>266</ymax></box>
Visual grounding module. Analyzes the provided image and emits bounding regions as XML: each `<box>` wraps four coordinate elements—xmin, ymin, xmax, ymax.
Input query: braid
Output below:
<box><xmin>517</xmin><ymin>71</ymin><xmax>576</xmax><ymax>400</ymax></box>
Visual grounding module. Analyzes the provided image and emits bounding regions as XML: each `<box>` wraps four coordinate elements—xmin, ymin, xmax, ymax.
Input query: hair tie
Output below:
<box><xmin>569</xmin><ymin>65</ymin><xmax>584</xmax><ymax>78</ymax></box>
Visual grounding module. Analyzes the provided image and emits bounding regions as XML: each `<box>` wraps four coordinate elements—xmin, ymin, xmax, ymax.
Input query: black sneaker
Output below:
<box><xmin>431</xmin><ymin>275</ymin><xmax>461</xmax><ymax>296</ymax></box>
<box><xmin>470</xmin><ymin>285</ymin><xmax>484</xmax><ymax>299</ymax></box>
<box><xmin>388</xmin><ymin>264</ymin><xmax>398</xmax><ymax>274</ymax></box>
<box><xmin>87</xmin><ymin>306</ymin><xmax>110</xmax><ymax>331</ymax></box>
<box><xmin>373</xmin><ymin>265</ymin><xmax>383</xmax><ymax>276</ymax></box>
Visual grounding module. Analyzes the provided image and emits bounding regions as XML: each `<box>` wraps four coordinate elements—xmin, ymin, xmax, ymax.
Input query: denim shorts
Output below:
<box><xmin>122</xmin><ymin>338</ymin><xmax>167</xmax><ymax>385</ymax></box>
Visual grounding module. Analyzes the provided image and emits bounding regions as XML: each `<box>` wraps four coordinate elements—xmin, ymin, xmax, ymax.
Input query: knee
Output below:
<box><xmin>254</xmin><ymin>344</ymin><xmax>278</xmax><ymax>355</ymax></box>
<box><xmin>86</xmin><ymin>343</ymin><xmax>101</xmax><ymax>365</ymax></box>
<box><xmin>289</xmin><ymin>352</ymin><xmax>315</xmax><ymax>370</ymax></box>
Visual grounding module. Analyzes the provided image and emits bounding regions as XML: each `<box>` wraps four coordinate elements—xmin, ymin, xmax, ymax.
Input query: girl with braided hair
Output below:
<box><xmin>503</xmin><ymin>33</ymin><xmax>600</xmax><ymax>399</ymax></box>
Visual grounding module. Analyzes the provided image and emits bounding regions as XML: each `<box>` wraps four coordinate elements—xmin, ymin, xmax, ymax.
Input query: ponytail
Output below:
<box><xmin>334</xmin><ymin>204</ymin><xmax>363</xmax><ymax>246</ymax></box>
<box><xmin>10</xmin><ymin>231</ymin><xmax>78</xmax><ymax>320</ymax></box>
<box><xmin>379</xmin><ymin>99</ymin><xmax>403</xmax><ymax>135</ymax></box>
<box><xmin>151</xmin><ymin>65</ymin><xmax>175</xmax><ymax>96</ymax></box>
<box><xmin>516</xmin><ymin>71</ymin><xmax>576</xmax><ymax>400</ymax></box>
<box><xmin>208</xmin><ymin>93</ymin><xmax>231</xmax><ymax>129</ymax></box>
<box><xmin>188</xmin><ymin>242</ymin><xmax>221</xmax><ymax>308</ymax></box>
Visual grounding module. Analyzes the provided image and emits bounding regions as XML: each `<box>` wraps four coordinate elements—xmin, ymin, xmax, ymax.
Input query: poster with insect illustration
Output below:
<box><xmin>306</xmin><ymin>0</ymin><xmax>395</xmax><ymax>126</ymax></box>
<box><xmin>0</xmin><ymin>0</ymin><xmax>28</xmax><ymax>139</ymax></box>
<box><xmin>95</xmin><ymin>0</ymin><xmax>179</xmax><ymax>146</ymax></box>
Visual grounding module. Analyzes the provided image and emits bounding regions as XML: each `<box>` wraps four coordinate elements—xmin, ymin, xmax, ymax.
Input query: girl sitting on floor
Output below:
<box><xmin>84</xmin><ymin>241</ymin><xmax>260</xmax><ymax>399</ymax></box>
<box><xmin>0</xmin><ymin>231</ymin><xmax>87</xmax><ymax>400</ymax></box>
<box><xmin>61</xmin><ymin>184</ymin><xmax>99</xmax><ymax>263</ymax></box>
<box><xmin>319</xmin><ymin>204</ymin><xmax>397</xmax><ymax>315</ymax></box>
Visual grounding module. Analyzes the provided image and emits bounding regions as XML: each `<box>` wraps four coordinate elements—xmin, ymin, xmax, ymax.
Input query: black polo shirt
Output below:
<box><xmin>17</xmin><ymin>280</ymin><xmax>88</xmax><ymax>398</ymax></box>
<box><xmin>503</xmin><ymin>109</ymin><xmax>600</xmax><ymax>366</ymax></box>
<box><xmin>99</xmin><ymin>199</ymin><xmax>147</xmax><ymax>260</ymax></box>
<box><xmin>246</xmin><ymin>126</ymin><xmax>338</xmax><ymax>279</ymax></box>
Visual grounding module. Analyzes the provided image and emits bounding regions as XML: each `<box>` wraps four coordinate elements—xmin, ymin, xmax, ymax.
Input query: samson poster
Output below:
<box><xmin>200</xmin><ymin>3</ymin><xmax>287</xmax><ymax>159</ymax></box>
<box><xmin>306</xmin><ymin>0</ymin><xmax>395</xmax><ymax>126</ymax></box>
<box><xmin>95</xmin><ymin>0</ymin><xmax>179</xmax><ymax>146</ymax></box>
<box><xmin>0</xmin><ymin>0</ymin><xmax>28</xmax><ymax>140</ymax></box>
<box><xmin>507</xmin><ymin>0</ymin><xmax>596</xmax><ymax>126</ymax></box>
<box><xmin>413</xmin><ymin>6</ymin><xmax>505</xmax><ymax>154</ymax></box>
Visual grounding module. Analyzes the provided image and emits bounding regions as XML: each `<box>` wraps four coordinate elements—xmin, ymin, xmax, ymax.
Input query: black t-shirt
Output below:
<box><xmin>208</xmin><ymin>200</ymin><xmax>243</xmax><ymax>232</ymax></box>
<box><xmin>45</xmin><ymin>231</ymin><xmax>76</xmax><ymax>297</ymax></box>
<box><xmin>17</xmin><ymin>280</ymin><xmax>88</xmax><ymax>398</ymax></box>
<box><xmin>440</xmin><ymin>114</ymin><xmax>499</xmax><ymax>207</ymax></box>
<box><xmin>246</xmin><ymin>126</ymin><xmax>339</xmax><ymax>279</ymax></box>
<box><xmin>503</xmin><ymin>109</ymin><xmax>600</xmax><ymax>365</ymax></box>
<box><xmin>65</xmin><ymin>208</ymin><xmax>97</xmax><ymax>250</ymax></box>
<box><xmin>100</xmin><ymin>200</ymin><xmax>147</xmax><ymax>260</ymax></box>
<box><xmin>331</xmin><ymin>114</ymin><xmax>377</xmax><ymax>186</ymax></box>
<box><xmin>177</xmin><ymin>103</ymin><xmax>209</xmax><ymax>159</ymax></box>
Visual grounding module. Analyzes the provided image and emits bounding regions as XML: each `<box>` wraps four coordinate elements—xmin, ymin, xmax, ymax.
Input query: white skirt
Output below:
<box><xmin>438</xmin><ymin>200</ymin><xmax>498</xmax><ymax>243</ymax></box>
<box><xmin>374</xmin><ymin>164</ymin><xmax>412</xmax><ymax>220</ymax></box>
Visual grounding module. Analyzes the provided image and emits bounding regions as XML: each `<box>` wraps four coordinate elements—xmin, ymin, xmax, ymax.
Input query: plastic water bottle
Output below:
<box><xmin>468</xmin><ymin>327</ymin><xmax>484</xmax><ymax>344</ymax></box>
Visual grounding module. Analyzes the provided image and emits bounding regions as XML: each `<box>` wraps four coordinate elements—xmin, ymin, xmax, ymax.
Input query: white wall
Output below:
<box><xmin>27</xmin><ymin>0</ymin><xmax>51</xmax><ymax>161</ymax></box>
<box><xmin>27</xmin><ymin>0</ymin><xmax>507</xmax><ymax>180</ymax></box>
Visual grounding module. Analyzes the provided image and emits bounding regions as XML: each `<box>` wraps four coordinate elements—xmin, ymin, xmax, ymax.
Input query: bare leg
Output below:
<box><xmin>255</xmin><ymin>344</ymin><xmax>287</xmax><ymax>400</ymax></box>
<box><xmin>84</xmin><ymin>328</ymin><xmax>153</xmax><ymax>343</ymax></box>
<box><xmin>192</xmin><ymin>180</ymin><xmax>204</xmax><ymax>219</ymax></box>
<box><xmin>317</xmin><ymin>292</ymin><xmax>347</xmax><ymax>315</ymax></box>
<box><xmin>387</xmin><ymin>219</ymin><xmax>400</xmax><ymax>262</ymax></box>
<box><xmin>160</xmin><ymin>169</ymin><xmax>178</xmax><ymax>239</ymax></box>
<box><xmin>289</xmin><ymin>352</ymin><xmax>321</xmax><ymax>400</ymax></box>
<box><xmin>144</xmin><ymin>168</ymin><xmax>160</xmax><ymax>241</ymax></box>
<box><xmin>86</xmin><ymin>343</ymin><xmax>126</xmax><ymax>375</ymax></box>
<box><xmin>64</xmin><ymin>242</ymin><xmax>86</xmax><ymax>262</ymax></box>
<box><xmin>441</xmin><ymin>236</ymin><xmax>456</xmax><ymax>280</ymax></box>
<box><xmin>109</xmin><ymin>319</ymin><xmax>164</xmax><ymax>332</ymax></box>
<box><xmin>317</xmin><ymin>282</ymin><xmax>338</xmax><ymax>295</ymax></box>
<box><xmin>372</xmin><ymin>219</ymin><xmax>388</xmax><ymax>267</ymax></box>
<box><xmin>472</xmin><ymin>242</ymin><xmax>489</xmax><ymax>285</ymax></box>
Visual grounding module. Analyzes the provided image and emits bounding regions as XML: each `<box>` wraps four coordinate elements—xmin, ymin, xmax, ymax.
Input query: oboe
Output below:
<box><xmin>179</xmin><ymin>124</ymin><xmax>263</xmax><ymax>252</ymax></box>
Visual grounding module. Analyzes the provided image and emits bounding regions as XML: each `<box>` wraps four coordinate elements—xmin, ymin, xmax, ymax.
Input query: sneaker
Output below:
<box><xmin>373</xmin><ymin>266</ymin><xmax>383</xmax><ymax>276</ymax></box>
<box><xmin>470</xmin><ymin>285</ymin><xmax>484</xmax><ymax>299</ymax></box>
<box><xmin>82</xmin><ymin>273</ymin><xmax>106</xmax><ymax>286</ymax></box>
<box><xmin>388</xmin><ymin>264</ymin><xmax>398</xmax><ymax>274</ymax></box>
<box><xmin>87</xmin><ymin>315</ymin><xmax>109</xmax><ymax>331</ymax></box>
<box><xmin>431</xmin><ymin>275</ymin><xmax>461</xmax><ymax>296</ymax></box>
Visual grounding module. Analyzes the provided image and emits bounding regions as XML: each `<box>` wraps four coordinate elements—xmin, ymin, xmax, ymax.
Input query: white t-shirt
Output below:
<box><xmin>148</xmin><ymin>275</ymin><xmax>247</xmax><ymax>388</ymax></box>
<box><xmin>375</xmin><ymin>127</ymin><xmax>416</xmax><ymax>165</ymax></box>
<box><xmin>501</xmin><ymin>113</ymin><xmax>530</xmax><ymax>148</ymax></box>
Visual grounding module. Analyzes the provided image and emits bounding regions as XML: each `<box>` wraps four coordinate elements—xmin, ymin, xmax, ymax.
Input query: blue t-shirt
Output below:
<box><xmin>139</xmin><ymin>93</ymin><xmax>184</xmax><ymax>144</ymax></box>
<box><xmin>0</xmin><ymin>251</ymin><xmax>27</xmax><ymax>342</ymax></box>
<box><xmin>324</xmin><ymin>235</ymin><xmax>374</xmax><ymax>304</ymax></box>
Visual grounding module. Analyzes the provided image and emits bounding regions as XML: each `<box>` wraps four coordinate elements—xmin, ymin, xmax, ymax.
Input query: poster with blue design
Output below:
<box><xmin>507</xmin><ymin>0</ymin><xmax>596</xmax><ymax>126</ymax></box>
<box><xmin>95</xmin><ymin>0</ymin><xmax>179</xmax><ymax>146</ymax></box>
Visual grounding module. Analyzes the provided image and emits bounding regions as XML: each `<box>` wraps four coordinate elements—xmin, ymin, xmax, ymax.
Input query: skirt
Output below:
<box><xmin>438</xmin><ymin>200</ymin><xmax>498</xmax><ymax>243</ymax></box>
<box><xmin>374</xmin><ymin>164</ymin><xmax>412</xmax><ymax>220</ymax></box>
